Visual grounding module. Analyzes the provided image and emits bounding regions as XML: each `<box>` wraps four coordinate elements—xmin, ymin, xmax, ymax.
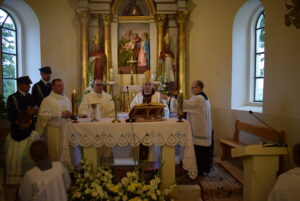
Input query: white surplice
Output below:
<box><xmin>267</xmin><ymin>167</ymin><xmax>300</xmax><ymax>201</ymax></box>
<box><xmin>19</xmin><ymin>161</ymin><xmax>71</xmax><ymax>201</ymax></box>
<box><xmin>78</xmin><ymin>90</ymin><xmax>114</xmax><ymax>118</ymax></box>
<box><xmin>170</xmin><ymin>95</ymin><xmax>212</xmax><ymax>146</ymax></box>
<box><xmin>5</xmin><ymin>131</ymin><xmax>40</xmax><ymax>185</ymax></box>
<box><xmin>36</xmin><ymin>91</ymin><xmax>71</xmax><ymax>161</ymax></box>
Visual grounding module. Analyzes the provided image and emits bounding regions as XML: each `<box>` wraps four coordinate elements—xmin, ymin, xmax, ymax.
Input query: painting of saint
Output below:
<box><xmin>118</xmin><ymin>23</ymin><xmax>150</xmax><ymax>74</ymax></box>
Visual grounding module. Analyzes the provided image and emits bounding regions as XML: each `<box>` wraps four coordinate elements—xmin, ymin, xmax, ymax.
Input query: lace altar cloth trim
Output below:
<box><xmin>62</xmin><ymin>118</ymin><xmax>197</xmax><ymax>179</ymax></box>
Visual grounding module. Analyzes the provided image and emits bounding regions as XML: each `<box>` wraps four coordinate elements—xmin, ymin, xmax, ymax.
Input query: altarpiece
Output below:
<box><xmin>76</xmin><ymin>0</ymin><xmax>190</xmax><ymax>104</ymax></box>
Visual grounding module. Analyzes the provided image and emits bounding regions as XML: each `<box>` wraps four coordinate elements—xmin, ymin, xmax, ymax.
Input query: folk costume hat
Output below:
<box><xmin>39</xmin><ymin>66</ymin><xmax>52</xmax><ymax>74</ymax></box>
<box><xmin>17</xmin><ymin>76</ymin><xmax>32</xmax><ymax>84</ymax></box>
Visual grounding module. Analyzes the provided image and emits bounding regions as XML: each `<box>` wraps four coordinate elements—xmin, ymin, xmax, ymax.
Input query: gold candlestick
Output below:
<box><xmin>112</xmin><ymin>95</ymin><xmax>121</xmax><ymax>123</ymax></box>
<box><xmin>177</xmin><ymin>91</ymin><xmax>184</xmax><ymax>122</ymax></box>
<box><xmin>71</xmin><ymin>90</ymin><xmax>78</xmax><ymax>122</ymax></box>
<box><xmin>127</xmin><ymin>56</ymin><xmax>137</xmax><ymax>85</ymax></box>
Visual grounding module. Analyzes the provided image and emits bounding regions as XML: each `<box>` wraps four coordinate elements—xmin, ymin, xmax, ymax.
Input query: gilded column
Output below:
<box><xmin>176</xmin><ymin>11</ymin><xmax>190</xmax><ymax>97</ymax></box>
<box><xmin>155</xmin><ymin>14</ymin><xmax>166</xmax><ymax>80</ymax></box>
<box><xmin>102</xmin><ymin>14</ymin><xmax>112</xmax><ymax>93</ymax></box>
<box><xmin>76</xmin><ymin>9</ymin><xmax>90</xmax><ymax>94</ymax></box>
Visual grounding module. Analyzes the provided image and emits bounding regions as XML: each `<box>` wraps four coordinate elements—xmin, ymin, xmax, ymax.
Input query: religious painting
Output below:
<box><xmin>118</xmin><ymin>23</ymin><xmax>150</xmax><ymax>74</ymax></box>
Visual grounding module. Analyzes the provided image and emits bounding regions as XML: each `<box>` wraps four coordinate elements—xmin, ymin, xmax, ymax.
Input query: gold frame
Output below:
<box><xmin>111</xmin><ymin>0</ymin><xmax>156</xmax><ymax>16</ymax></box>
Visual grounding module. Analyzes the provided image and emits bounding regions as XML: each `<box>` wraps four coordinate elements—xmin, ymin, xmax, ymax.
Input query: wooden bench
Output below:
<box><xmin>218</xmin><ymin>120</ymin><xmax>284</xmax><ymax>161</ymax></box>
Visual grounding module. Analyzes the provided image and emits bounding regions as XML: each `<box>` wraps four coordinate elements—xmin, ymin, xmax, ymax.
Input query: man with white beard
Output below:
<box><xmin>78</xmin><ymin>79</ymin><xmax>114</xmax><ymax>118</ymax></box>
<box><xmin>36</xmin><ymin>79</ymin><xmax>72</xmax><ymax>161</ymax></box>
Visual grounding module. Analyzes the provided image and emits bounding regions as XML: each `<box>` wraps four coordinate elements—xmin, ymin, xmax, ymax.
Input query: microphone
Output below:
<box><xmin>248</xmin><ymin>111</ymin><xmax>286</xmax><ymax>147</ymax></box>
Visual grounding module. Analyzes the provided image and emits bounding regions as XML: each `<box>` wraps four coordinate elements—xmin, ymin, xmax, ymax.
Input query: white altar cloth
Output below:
<box><xmin>62</xmin><ymin>118</ymin><xmax>197</xmax><ymax>179</ymax></box>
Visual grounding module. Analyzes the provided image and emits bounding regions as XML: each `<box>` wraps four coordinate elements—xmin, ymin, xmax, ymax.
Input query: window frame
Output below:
<box><xmin>0</xmin><ymin>8</ymin><xmax>18</xmax><ymax>100</ymax></box>
<box><xmin>253</xmin><ymin>11</ymin><xmax>265</xmax><ymax>103</ymax></box>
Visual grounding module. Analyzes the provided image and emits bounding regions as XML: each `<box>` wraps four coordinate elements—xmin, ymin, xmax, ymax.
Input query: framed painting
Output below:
<box><xmin>118</xmin><ymin>23</ymin><xmax>150</xmax><ymax>74</ymax></box>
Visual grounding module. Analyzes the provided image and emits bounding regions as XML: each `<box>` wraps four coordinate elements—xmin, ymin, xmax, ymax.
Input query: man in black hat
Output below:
<box><xmin>32</xmin><ymin>66</ymin><xmax>52</xmax><ymax>107</ymax></box>
<box><xmin>6</xmin><ymin>76</ymin><xmax>38</xmax><ymax>129</ymax></box>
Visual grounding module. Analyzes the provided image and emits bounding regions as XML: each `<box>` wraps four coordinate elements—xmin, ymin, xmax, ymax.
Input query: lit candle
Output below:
<box><xmin>72</xmin><ymin>90</ymin><xmax>78</xmax><ymax>117</ymax></box>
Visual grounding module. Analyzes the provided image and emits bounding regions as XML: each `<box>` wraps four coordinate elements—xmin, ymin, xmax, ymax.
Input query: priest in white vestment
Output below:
<box><xmin>78</xmin><ymin>79</ymin><xmax>114</xmax><ymax>118</ymax></box>
<box><xmin>267</xmin><ymin>142</ymin><xmax>300</xmax><ymax>201</ymax></box>
<box><xmin>36</xmin><ymin>79</ymin><xmax>72</xmax><ymax>161</ymax></box>
<box><xmin>166</xmin><ymin>80</ymin><xmax>212</xmax><ymax>175</ymax></box>
<box><xmin>130</xmin><ymin>71</ymin><xmax>169</xmax><ymax>163</ymax></box>
<box><xmin>78</xmin><ymin>79</ymin><xmax>115</xmax><ymax>167</ymax></box>
<box><xmin>19</xmin><ymin>140</ymin><xmax>71</xmax><ymax>201</ymax></box>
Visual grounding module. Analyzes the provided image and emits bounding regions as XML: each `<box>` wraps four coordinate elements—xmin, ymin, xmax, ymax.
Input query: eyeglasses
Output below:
<box><xmin>95</xmin><ymin>84</ymin><xmax>103</xmax><ymax>86</ymax></box>
<box><xmin>191</xmin><ymin>86</ymin><xmax>199</xmax><ymax>89</ymax></box>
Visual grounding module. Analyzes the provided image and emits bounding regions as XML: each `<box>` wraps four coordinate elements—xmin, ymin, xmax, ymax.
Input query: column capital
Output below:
<box><xmin>102</xmin><ymin>14</ymin><xmax>112</xmax><ymax>26</ymax></box>
<box><xmin>76</xmin><ymin>9</ymin><xmax>90</xmax><ymax>24</ymax></box>
<box><xmin>155</xmin><ymin>14</ymin><xmax>167</xmax><ymax>26</ymax></box>
<box><xmin>176</xmin><ymin>10</ymin><xmax>190</xmax><ymax>24</ymax></box>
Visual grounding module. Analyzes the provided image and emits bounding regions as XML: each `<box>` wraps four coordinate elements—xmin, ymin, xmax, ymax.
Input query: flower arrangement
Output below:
<box><xmin>157</xmin><ymin>73</ymin><xmax>169</xmax><ymax>95</ymax></box>
<box><xmin>69</xmin><ymin>160</ymin><xmax>175</xmax><ymax>201</ymax></box>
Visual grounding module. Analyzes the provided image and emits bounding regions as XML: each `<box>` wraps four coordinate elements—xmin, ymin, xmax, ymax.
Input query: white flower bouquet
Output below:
<box><xmin>69</xmin><ymin>160</ymin><xmax>175</xmax><ymax>201</ymax></box>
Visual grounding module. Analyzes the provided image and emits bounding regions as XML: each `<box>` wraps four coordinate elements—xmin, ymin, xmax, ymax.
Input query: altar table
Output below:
<box><xmin>62</xmin><ymin>118</ymin><xmax>197</xmax><ymax>188</ymax></box>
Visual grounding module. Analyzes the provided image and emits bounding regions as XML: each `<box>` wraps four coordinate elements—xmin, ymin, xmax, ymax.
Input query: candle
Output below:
<box><xmin>177</xmin><ymin>91</ymin><xmax>183</xmax><ymax>117</ymax></box>
<box><xmin>110</xmin><ymin>68</ymin><xmax>114</xmax><ymax>81</ymax></box>
<box><xmin>72</xmin><ymin>90</ymin><xmax>78</xmax><ymax>117</ymax></box>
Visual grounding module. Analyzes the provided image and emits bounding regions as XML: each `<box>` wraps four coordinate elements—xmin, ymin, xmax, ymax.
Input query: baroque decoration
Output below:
<box><xmin>285</xmin><ymin>0</ymin><xmax>300</xmax><ymax>28</ymax></box>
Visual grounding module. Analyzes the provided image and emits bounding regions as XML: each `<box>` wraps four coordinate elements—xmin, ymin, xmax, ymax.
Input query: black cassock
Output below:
<box><xmin>32</xmin><ymin>80</ymin><xmax>52</xmax><ymax>107</ymax></box>
<box><xmin>6</xmin><ymin>91</ymin><xmax>35</xmax><ymax>134</ymax></box>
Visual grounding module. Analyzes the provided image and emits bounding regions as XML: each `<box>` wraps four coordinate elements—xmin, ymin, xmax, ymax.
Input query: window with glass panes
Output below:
<box><xmin>254</xmin><ymin>11</ymin><xmax>265</xmax><ymax>102</ymax></box>
<box><xmin>0</xmin><ymin>9</ymin><xmax>17</xmax><ymax>101</ymax></box>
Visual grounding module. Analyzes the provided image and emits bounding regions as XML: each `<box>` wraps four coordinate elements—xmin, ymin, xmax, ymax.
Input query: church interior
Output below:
<box><xmin>0</xmin><ymin>0</ymin><xmax>300</xmax><ymax>200</ymax></box>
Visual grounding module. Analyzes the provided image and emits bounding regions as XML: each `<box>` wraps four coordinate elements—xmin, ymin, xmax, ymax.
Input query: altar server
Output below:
<box><xmin>166</xmin><ymin>80</ymin><xmax>212</xmax><ymax>175</ymax></box>
<box><xmin>78</xmin><ymin>79</ymin><xmax>114</xmax><ymax>118</ymax></box>
<box><xmin>32</xmin><ymin>66</ymin><xmax>52</xmax><ymax>107</ymax></box>
<box><xmin>267</xmin><ymin>142</ymin><xmax>300</xmax><ymax>201</ymax></box>
<box><xmin>19</xmin><ymin>140</ymin><xmax>71</xmax><ymax>201</ymax></box>
<box><xmin>36</xmin><ymin>79</ymin><xmax>72</xmax><ymax>161</ymax></box>
<box><xmin>5</xmin><ymin>112</ymin><xmax>40</xmax><ymax>185</ymax></box>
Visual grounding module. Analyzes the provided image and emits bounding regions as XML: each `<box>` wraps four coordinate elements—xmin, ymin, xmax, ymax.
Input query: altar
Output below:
<box><xmin>62</xmin><ymin>118</ymin><xmax>197</xmax><ymax>188</ymax></box>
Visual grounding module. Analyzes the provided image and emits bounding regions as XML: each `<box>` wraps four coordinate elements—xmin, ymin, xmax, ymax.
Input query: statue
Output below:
<box><xmin>88</xmin><ymin>35</ymin><xmax>106</xmax><ymax>86</ymax></box>
<box><xmin>123</xmin><ymin>0</ymin><xmax>143</xmax><ymax>16</ymax></box>
<box><xmin>159</xmin><ymin>33</ymin><xmax>176</xmax><ymax>83</ymax></box>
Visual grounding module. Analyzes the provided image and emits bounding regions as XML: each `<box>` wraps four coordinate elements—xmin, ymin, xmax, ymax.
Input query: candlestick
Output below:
<box><xmin>71</xmin><ymin>90</ymin><xmax>78</xmax><ymax>121</ymax></box>
<box><xmin>177</xmin><ymin>91</ymin><xmax>184</xmax><ymax>122</ymax></box>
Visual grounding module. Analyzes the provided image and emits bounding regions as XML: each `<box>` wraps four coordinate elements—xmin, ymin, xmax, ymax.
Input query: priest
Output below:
<box><xmin>36</xmin><ymin>79</ymin><xmax>72</xmax><ymax>161</ymax></box>
<box><xmin>130</xmin><ymin>70</ymin><xmax>169</xmax><ymax>163</ymax></box>
<box><xmin>78</xmin><ymin>79</ymin><xmax>114</xmax><ymax>118</ymax></box>
<box><xmin>32</xmin><ymin>66</ymin><xmax>52</xmax><ymax>107</ymax></box>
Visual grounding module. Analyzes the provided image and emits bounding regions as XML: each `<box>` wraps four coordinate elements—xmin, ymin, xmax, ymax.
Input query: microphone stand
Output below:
<box><xmin>249</xmin><ymin>111</ymin><xmax>286</xmax><ymax>147</ymax></box>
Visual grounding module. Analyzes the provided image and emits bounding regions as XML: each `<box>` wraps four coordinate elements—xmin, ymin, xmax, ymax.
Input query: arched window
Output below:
<box><xmin>231</xmin><ymin>0</ymin><xmax>264</xmax><ymax>112</ymax></box>
<box><xmin>254</xmin><ymin>11</ymin><xmax>265</xmax><ymax>102</ymax></box>
<box><xmin>0</xmin><ymin>8</ymin><xmax>17</xmax><ymax>100</ymax></box>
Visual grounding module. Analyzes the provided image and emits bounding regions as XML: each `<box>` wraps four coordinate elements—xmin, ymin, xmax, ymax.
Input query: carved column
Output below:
<box><xmin>176</xmin><ymin>11</ymin><xmax>189</xmax><ymax>97</ymax></box>
<box><xmin>76</xmin><ymin>9</ymin><xmax>90</xmax><ymax>94</ymax></box>
<box><xmin>155</xmin><ymin>14</ymin><xmax>166</xmax><ymax>80</ymax></box>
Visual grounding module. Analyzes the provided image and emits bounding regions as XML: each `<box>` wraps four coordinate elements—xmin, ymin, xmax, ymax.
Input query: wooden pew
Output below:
<box><xmin>217</xmin><ymin>120</ymin><xmax>284</xmax><ymax>183</ymax></box>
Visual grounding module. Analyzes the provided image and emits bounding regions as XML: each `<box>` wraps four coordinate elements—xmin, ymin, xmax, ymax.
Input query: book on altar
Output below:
<box><xmin>129</xmin><ymin>103</ymin><xmax>166</xmax><ymax>122</ymax></box>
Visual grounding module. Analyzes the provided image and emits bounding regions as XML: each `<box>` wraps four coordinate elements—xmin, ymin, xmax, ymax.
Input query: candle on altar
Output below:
<box><xmin>110</xmin><ymin>68</ymin><xmax>114</xmax><ymax>81</ymax></box>
<box><xmin>177</xmin><ymin>90</ymin><xmax>183</xmax><ymax>117</ymax></box>
<box><xmin>72</xmin><ymin>90</ymin><xmax>78</xmax><ymax>117</ymax></box>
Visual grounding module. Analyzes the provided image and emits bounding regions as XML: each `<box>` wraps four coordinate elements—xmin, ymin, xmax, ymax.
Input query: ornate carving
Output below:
<box><xmin>76</xmin><ymin>9</ymin><xmax>90</xmax><ymax>24</ymax></box>
<box><xmin>102</xmin><ymin>14</ymin><xmax>112</xmax><ymax>26</ymax></box>
<box><xmin>176</xmin><ymin>10</ymin><xmax>190</xmax><ymax>24</ymax></box>
<box><xmin>155</xmin><ymin>14</ymin><xmax>167</xmax><ymax>26</ymax></box>
<box><xmin>285</xmin><ymin>0</ymin><xmax>300</xmax><ymax>28</ymax></box>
